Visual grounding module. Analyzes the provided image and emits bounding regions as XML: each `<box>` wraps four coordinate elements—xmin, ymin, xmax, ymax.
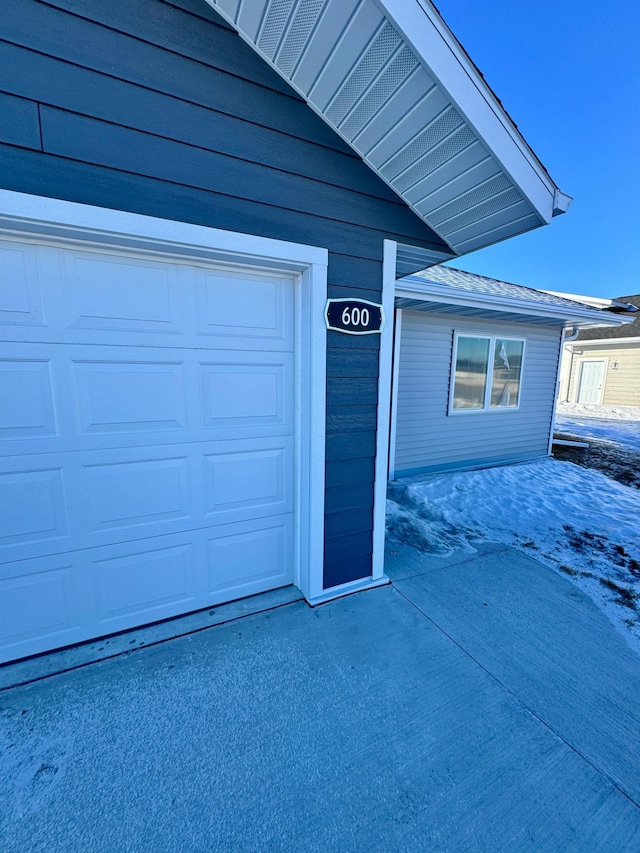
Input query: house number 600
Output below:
<box><xmin>341</xmin><ymin>306</ymin><xmax>370</xmax><ymax>327</ymax></box>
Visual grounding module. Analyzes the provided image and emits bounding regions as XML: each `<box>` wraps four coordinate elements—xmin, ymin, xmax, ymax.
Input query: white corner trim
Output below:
<box><xmin>387</xmin><ymin>307</ymin><xmax>403</xmax><ymax>480</ymax></box>
<box><xmin>0</xmin><ymin>189</ymin><xmax>328</xmax><ymax>605</ymax></box>
<box><xmin>296</xmin><ymin>259</ymin><xmax>328</xmax><ymax>602</ymax></box>
<box><xmin>371</xmin><ymin>240</ymin><xmax>398</xmax><ymax>580</ymax></box>
<box><xmin>548</xmin><ymin>327</ymin><xmax>566</xmax><ymax>455</ymax></box>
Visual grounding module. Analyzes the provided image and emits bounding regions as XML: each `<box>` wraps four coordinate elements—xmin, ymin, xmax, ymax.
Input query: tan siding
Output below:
<box><xmin>393</xmin><ymin>311</ymin><xmax>562</xmax><ymax>475</ymax></box>
<box><xmin>568</xmin><ymin>343</ymin><xmax>640</xmax><ymax>406</ymax></box>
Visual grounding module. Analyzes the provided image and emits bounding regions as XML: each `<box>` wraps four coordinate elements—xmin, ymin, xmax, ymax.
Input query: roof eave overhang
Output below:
<box><xmin>394</xmin><ymin>279</ymin><xmax>633</xmax><ymax>328</ymax></box>
<box><xmin>567</xmin><ymin>336</ymin><xmax>640</xmax><ymax>347</ymax></box>
<box><xmin>204</xmin><ymin>0</ymin><xmax>568</xmax><ymax>258</ymax></box>
<box><xmin>383</xmin><ymin>0</ymin><xmax>561</xmax><ymax>223</ymax></box>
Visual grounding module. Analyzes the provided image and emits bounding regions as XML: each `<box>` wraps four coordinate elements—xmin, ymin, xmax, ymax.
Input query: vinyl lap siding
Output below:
<box><xmin>0</xmin><ymin>0</ymin><xmax>448</xmax><ymax>589</ymax></box>
<box><xmin>568</xmin><ymin>343</ymin><xmax>640</xmax><ymax>407</ymax></box>
<box><xmin>393</xmin><ymin>311</ymin><xmax>562</xmax><ymax>476</ymax></box>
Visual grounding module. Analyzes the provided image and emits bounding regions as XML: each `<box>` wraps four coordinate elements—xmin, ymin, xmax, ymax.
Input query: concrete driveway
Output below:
<box><xmin>2</xmin><ymin>544</ymin><xmax>640</xmax><ymax>851</ymax></box>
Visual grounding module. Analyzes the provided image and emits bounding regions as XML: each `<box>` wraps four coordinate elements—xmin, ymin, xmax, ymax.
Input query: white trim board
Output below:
<box><xmin>548</xmin><ymin>327</ymin><xmax>567</xmax><ymax>455</ymax></box>
<box><xmin>566</xmin><ymin>337</ymin><xmax>640</xmax><ymax>348</ymax></box>
<box><xmin>371</xmin><ymin>240</ymin><xmax>398</xmax><ymax>581</ymax></box>
<box><xmin>388</xmin><ymin>307</ymin><xmax>404</xmax><ymax>481</ymax></box>
<box><xmin>0</xmin><ymin>190</ymin><xmax>327</xmax><ymax>271</ymax></box>
<box><xmin>0</xmin><ymin>189</ymin><xmax>328</xmax><ymax>605</ymax></box>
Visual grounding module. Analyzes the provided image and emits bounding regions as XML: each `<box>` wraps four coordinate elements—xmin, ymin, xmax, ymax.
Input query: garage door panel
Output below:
<box><xmin>61</xmin><ymin>250</ymin><xmax>185</xmax><ymax>335</ymax></box>
<box><xmin>0</xmin><ymin>435</ymin><xmax>294</xmax><ymax>564</ymax></box>
<box><xmin>73</xmin><ymin>357</ymin><xmax>189</xmax><ymax>435</ymax></box>
<box><xmin>93</xmin><ymin>540</ymin><xmax>198</xmax><ymax>626</ymax></box>
<box><xmin>0</xmin><ymin>466</ymin><xmax>68</xmax><ymax>549</ymax></box>
<box><xmin>195</xmin><ymin>267</ymin><xmax>294</xmax><ymax>349</ymax></box>
<box><xmin>206</xmin><ymin>515</ymin><xmax>293</xmax><ymax>600</ymax></box>
<box><xmin>200</xmin><ymin>354</ymin><xmax>294</xmax><ymax>434</ymax></box>
<box><xmin>0</xmin><ymin>357</ymin><xmax>57</xmax><ymax>439</ymax></box>
<box><xmin>0</xmin><ymin>344</ymin><xmax>294</xmax><ymax>455</ymax></box>
<box><xmin>0</xmin><ymin>555</ymin><xmax>85</xmax><ymax>663</ymax></box>
<box><xmin>85</xmin><ymin>455</ymin><xmax>192</xmax><ymax>534</ymax></box>
<box><xmin>1</xmin><ymin>243</ymin><xmax>295</xmax><ymax>351</ymax></box>
<box><xmin>1</xmin><ymin>236</ymin><xmax>297</xmax><ymax>663</ymax></box>
<box><xmin>203</xmin><ymin>441</ymin><xmax>292</xmax><ymax>519</ymax></box>
<box><xmin>0</xmin><ymin>239</ymin><xmax>45</xmax><ymax>327</ymax></box>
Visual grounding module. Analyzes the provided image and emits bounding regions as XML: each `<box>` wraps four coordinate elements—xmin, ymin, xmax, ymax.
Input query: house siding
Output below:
<box><xmin>393</xmin><ymin>311</ymin><xmax>562</xmax><ymax>475</ymax></box>
<box><xmin>568</xmin><ymin>343</ymin><xmax>640</xmax><ymax>407</ymax></box>
<box><xmin>0</xmin><ymin>0</ymin><xmax>448</xmax><ymax>589</ymax></box>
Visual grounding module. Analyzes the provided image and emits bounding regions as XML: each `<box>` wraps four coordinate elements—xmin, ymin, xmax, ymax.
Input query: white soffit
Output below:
<box><xmin>204</xmin><ymin>0</ymin><xmax>570</xmax><ymax>256</ymax></box>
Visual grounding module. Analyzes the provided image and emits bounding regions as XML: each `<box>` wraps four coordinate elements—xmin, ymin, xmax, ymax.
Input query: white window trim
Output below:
<box><xmin>0</xmin><ymin>189</ymin><xmax>328</xmax><ymax>603</ymax></box>
<box><xmin>449</xmin><ymin>332</ymin><xmax>526</xmax><ymax>414</ymax></box>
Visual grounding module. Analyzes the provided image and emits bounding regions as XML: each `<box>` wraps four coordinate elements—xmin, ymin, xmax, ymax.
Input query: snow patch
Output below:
<box><xmin>387</xmin><ymin>457</ymin><xmax>640</xmax><ymax>656</ymax></box>
<box><xmin>557</xmin><ymin>402</ymin><xmax>640</xmax><ymax>422</ymax></box>
<box><xmin>556</xmin><ymin>403</ymin><xmax>640</xmax><ymax>451</ymax></box>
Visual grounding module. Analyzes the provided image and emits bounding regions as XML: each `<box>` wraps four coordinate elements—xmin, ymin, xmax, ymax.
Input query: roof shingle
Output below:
<box><xmin>577</xmin><ymin>294</ymin><xmax>640</xmax><ymax>340</ymax></box>
<box><xmin>415</xmin><ymin>265</ymin><xmax>602</xmax><ymax>312</ymax></box>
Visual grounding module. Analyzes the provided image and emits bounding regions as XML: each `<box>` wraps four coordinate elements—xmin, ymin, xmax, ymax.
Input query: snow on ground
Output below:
<box><xmin>557</xmin><ymin>402</ymin><xmax>640</xmax><ymax>422</ymax></box>
<box><xmin>556</xmin><ymin>402</ymin><xmax>640</xmax><ymax>451</ymax></box>
<box><xmin>387</xmin><ymin>423</ymin><xmax>640</xmax><ymax>655</ymax></box>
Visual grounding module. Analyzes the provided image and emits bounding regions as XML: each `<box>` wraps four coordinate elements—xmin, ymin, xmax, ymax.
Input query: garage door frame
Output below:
<box><xmin>0</xmin><ymin>188</ymin><xmax>328</xmax><ymax>611</ymax></box>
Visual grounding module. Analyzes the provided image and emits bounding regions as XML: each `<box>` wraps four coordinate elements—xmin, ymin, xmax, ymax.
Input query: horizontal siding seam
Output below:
<box><xmin>24</xmin><ymin>145</ymin><xmax>394</xmax><ymax>257</ymax></box>
<box><xmin>1</xmin><ymin>38</ymin><xmax>365</xmax><ymax>165</ymax></box>
<box><xmin>37</xmin><ymin>108</ymin><xmax>431</xmax><ymax>243</ymax></box>
<box><xmin>30</xmin><ymin>0</ymin><xmax>304</xmax><ymax>103</ymax></box>
<box><xmin>36</xmin><ymin>102</ymin><xmax>403</xmax><ymax>208</ymax></box>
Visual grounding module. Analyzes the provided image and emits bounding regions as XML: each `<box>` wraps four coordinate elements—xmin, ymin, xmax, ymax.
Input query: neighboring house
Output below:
<box><xmin>0</xmin><ymin>0</ymin><xmax>580</xmax><ymax>663</ymax></box>
<box><xmin>558</xmin><ymin>295</ymin><xmax>640</xmax><ymax>407</ymax></box>
<box><xmin>389</xmin><ymin>267</ymin><xmax>628</xmax><ymax>477</ymax></box>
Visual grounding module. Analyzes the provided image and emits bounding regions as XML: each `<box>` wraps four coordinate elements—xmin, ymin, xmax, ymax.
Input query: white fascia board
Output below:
<box><xmin>375</xmin><ymin>0</ymin><xmax>560</xmax><ymax>223</ymax></box>
<box><xmin>566</xmin><ymin>336</ymin><xmax>640</xmax><ymax>348</ymax></box>
<box><xmin>394</xmin><ymin>279</ymin><xmax>631</xmax><ymax>327</ymax></box>
<box><xmin>542</xmin><ymin>290</ymin><xmax>618</xmax><ymax>309</ymax></box>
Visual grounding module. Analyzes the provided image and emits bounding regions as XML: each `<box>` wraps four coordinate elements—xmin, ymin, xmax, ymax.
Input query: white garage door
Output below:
<box><xmin>0</xmin><ymin>237</ymin><xmax>296</xmax><ymax>663</ymax></box>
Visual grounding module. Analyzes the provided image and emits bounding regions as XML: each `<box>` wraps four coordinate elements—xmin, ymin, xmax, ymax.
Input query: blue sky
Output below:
<box><xmin>434</xmin><ymin>0</ymin><xmax>639</xmax><ymax>298</ymax></box>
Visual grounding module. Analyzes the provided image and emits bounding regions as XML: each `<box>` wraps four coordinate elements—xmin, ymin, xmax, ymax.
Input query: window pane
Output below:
<box><xmin>453</xmin><ymin>336</ymin><xmax>489</xmax><ymax>409</ymax></box>
<box><xmin>491</xmin><ymin>339</ymin><xmax>524</xmax><ymax>408</ymax></box>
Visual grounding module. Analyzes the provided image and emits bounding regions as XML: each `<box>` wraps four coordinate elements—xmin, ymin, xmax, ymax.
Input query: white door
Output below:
<box><xmin>577</xmin><ymin>360</ymin><xmax>606</xmax><ymax>404</ymax></box>
<box><xmin>0</xmin><ymin>237</ymin><xmax>296</xmax><ymax>663</ymax></box>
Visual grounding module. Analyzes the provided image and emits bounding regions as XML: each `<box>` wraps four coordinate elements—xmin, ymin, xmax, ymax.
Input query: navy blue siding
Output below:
<box><xmin>323</xmin><ymin>555</ymin><xmax>374</xmax><ymax>589</ymax></box>
<box><xmin>325</xmin><ymin>458</ymin><xmax>376</xmax><ymax>489</ymax></box>
<box><xmin>325</xmin><ymin>483</ymin><xmax>375</xmax><ymax>514</ymax></box>
<box><xmin>326</xmin><ymin>378</ymin><xmax>378</xmax><ymax>407</ymax></box>
<box><xmin>0</xmin><ymin>0</ymin><xmax>449</xmax><ymax>589</ymax></box>
<box><xmin>0</xmin><ymin>92</ymin><xmax>41</xmax><ymax>150</ymax></box>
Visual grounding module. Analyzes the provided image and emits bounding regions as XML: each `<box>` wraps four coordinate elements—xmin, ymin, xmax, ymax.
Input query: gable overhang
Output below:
<box><xmin>395</xmin><ymin>278</ymin><xmax>635</xmax><ymax>330</ymax></box>
<box><xmin>205</xmin><ymin>0</ymin><xmax>570</xmax><ymax>262</ymax></box>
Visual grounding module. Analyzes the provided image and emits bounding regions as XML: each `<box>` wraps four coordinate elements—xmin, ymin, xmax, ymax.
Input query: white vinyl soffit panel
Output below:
<box><xmin>205</xmin><ymin>0</ymin><xmax>569</xmax><ymax>257</ymax></box>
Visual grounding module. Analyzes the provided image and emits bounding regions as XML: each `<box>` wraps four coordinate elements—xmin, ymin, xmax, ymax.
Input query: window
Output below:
<box><xmin>451</xmin><ymin>334</ymin><xmax>525</xmax><ymax>412</ymax></box>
